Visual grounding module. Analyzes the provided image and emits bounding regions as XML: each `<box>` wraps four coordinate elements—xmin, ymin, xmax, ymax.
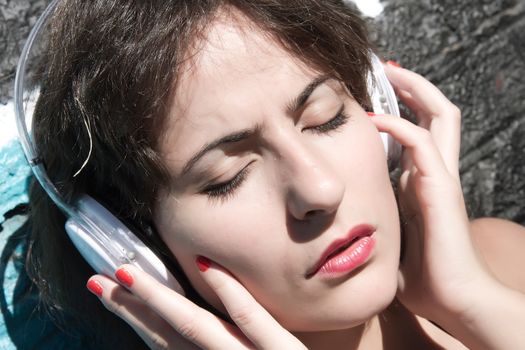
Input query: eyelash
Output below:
<box><xmin>202</xmin><ymin>105</ymin><xmax>349</xmax><ymax>201</ymax></box>
<box><xmin>202</xmin><ymin>163</ymin><xmax>252</xmax><ymax>203</ymax></box>
<box><xmin>303</xmin><ymin>105</ymin><xmax>349</xmax><ymax>134</ymax></box>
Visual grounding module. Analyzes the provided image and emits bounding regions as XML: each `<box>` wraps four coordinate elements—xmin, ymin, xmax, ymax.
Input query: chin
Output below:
<box><xmin>276</xmin><ymin>263</ymin><xmax>399</xmax><ymax>332</ymax></box>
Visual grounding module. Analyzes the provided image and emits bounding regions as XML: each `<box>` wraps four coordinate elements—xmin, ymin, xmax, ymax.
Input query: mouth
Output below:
<box><xmin>305</xmin><ymin>224</ymin><xmax>376</xmax><ymax>279</ymax></box>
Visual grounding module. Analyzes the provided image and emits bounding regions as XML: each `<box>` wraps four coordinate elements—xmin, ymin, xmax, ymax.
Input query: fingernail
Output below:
<box><xmin>86</xmin><ymin>279</ymin><xmax>103</xmax><ymax>297</ymax></box>
<box><xmin>367</xmin><ymin>112</ymin><xmax>376</xmax><ymax>117</ymax></box>
<box><xmin>387</xmin><ymin>60</ymin><xmax>402</xmax><ymax>68</ymax></box>
<box><xmin>196</xmin><ymin>256</ymin><xmax>212</xmax><ymax>272</ymax></box>
<box><xmin>115</xmin><ymin>268</ymin><xmax>134</xmax><ymax>287</ymax></box>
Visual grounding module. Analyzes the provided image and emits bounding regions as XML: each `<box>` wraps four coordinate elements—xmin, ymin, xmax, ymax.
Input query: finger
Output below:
<box><xmin>398</xmin><ymin>86</ymin><xmax>460</xmax><ymax>176</ymax></box>
<box><xmin>112</xmin><ymin>265</ymin><xmax>252</xmax><ymax>350</ymax></box>
<box><xmin>197</xmin><ymin>257</ymin><xmax>307</xmax><ymax>350</ymax></box>
<box><xmin>87</xmin><ymin>275</ymin><xmax>199</xmax><ymax>350</ymax></box>
<box><xmin>397</xmin><ymin>85</ymin><xmax>460</xmax><ymax>176</ymax></box>
<box><xmin>385</xmin><ymin>64</ymin><xmax>461</xmax><ymax>175</ymax></box>
<box><xmin>370</xmin><ymin>115</ymin><xmax>449</xmax><ymax>178</ymax></box>
<box><xmin>392</xmin><ymin>89</ymin><xmax>426</xmax><ymax>126</ymax></box>
<box><xmin>384</xmin><ymin>62</ymin><xmax>456</xmax><ymax>118</ymax></box>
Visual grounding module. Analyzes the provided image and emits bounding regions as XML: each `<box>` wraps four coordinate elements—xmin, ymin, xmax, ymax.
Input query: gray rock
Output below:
<box><xmin>0</xmin><ymin>0</ymin><xmax>46</xmax><ymax>104</ymax></box>
<box><xmin>375</xmin><ymin>0</ymin><xmax>525</xmax><ymax>224</ymax></box>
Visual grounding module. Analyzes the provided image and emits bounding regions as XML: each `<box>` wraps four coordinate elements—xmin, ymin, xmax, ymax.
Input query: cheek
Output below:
<box><xmin>154</xmin><ymin>188</ymin><xmax>286</xmax><ymax>311</ymax></box>
<box><xmin>338</xmin><ymin>118</ymin><xmax>391</xmax><ymax>191</ymax></box>
<box><xmin>337</xmin><ymin>118</ymin><xmax>401</xmax><ymax>274</ymax></box>
<box><xmin>166</xmin><ymin>184</ymin><xmax>279</xmax><ymax>259</ymax></box>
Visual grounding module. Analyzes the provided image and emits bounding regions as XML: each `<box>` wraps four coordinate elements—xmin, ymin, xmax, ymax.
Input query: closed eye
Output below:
<box><xmin>303</xmin><ymin>104</ymin><xmax>350</xmax><ymax>134</ymax></box>
<box><xmin>201</xmin><ymin>161</ymin><xmax>254</xmax><ymax>203</ymax></box>
<box><xmin>200</xmin><ymin>104</ymin><xmax>349</xmax><ymax>203</ymax></box>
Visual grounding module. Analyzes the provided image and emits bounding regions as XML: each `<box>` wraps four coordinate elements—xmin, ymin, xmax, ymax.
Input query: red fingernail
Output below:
<box><xmin>387</xmin><ymin>60</ymin><xmax>402</xmax><ymax>68</ymax></box>
<box><xmin>115</xmin><ymin>268</ymin><xmax>134</xmax><ymax>287</ymax></box>
<box><xmin>86</xmin><ymin>279</ymin><xmax>103</xmax><ymax>297</ymax></box>
<box><xmin>196</xmin><ymin>256</ymin><xmax>212</xmax><ymax>272</ymax></box>
<box><xmin>367</xmin><ymin>112</ymin><xmax>376</xmax><ymax>117</ymax></box>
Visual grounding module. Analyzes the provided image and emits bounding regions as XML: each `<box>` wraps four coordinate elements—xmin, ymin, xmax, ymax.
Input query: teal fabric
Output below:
<box><xmin>0</xmin><ymin>140</ymin><xmax>29</xmax><ymax>350</ymax></box>
<box><xmin>0</xmin><ymin>140</ymin><xmax>100</xmax><ymax>350</ymax></box>
<box><xmin>1</xmin><ymin>217</ymin><xmax>90</xmax><ymax>349</ymax></box>
<box><xmin>0</xmin><ymin>216</ymin><xmax>23</xmax><ymax>350</ymax></box>
<box><xmin>0</xmin><ymin>140</ymin><xmax>88</xmax><ymax>349</ymax></box>
<box><xmin>0</xmin><ymin>140</ymin><xmax>147</xmax><ymax>349</ymax></box>
<box><xmin>0</xmin><ymin>141</ymin><xmax>30</xmax><ymax>222</ymax></box>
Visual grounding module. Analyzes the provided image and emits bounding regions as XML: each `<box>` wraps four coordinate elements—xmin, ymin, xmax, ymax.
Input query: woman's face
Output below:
<box><xmin>154</xmin><ymin>15</ymin><xmax>400</xmax><ymax>331</ymax></box>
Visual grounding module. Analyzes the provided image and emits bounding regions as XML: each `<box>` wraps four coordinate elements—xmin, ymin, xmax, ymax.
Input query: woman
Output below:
<box><xmin>28</xmin><ymin>0</ymin><xmax>525</xmax><ymax>349</ymax></box>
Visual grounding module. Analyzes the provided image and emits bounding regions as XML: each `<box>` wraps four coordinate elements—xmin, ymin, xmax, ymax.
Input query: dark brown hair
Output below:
<box><xmin>28</xmin><ymin>0</ymin><xmax>373</xmax><ymax>346</ymax></box>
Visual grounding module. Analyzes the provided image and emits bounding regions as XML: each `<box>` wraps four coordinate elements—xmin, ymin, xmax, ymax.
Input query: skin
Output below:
<box><xmin>153</xmin><ymin>14</ymin><xmax>400</xmax><ymax>334</ymax></box>
<box><xmin>86</xmin><ymin>12</ymin><xmax>525</xmax><ymax>350</ymax></box>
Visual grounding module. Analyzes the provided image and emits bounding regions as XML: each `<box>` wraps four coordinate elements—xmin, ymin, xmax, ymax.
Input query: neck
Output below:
<box><xmin>292</xmin><ymin>300</ymin><xmax>434</xmax><ymax>350</ymax></box>
<box><xmin>293</xmin><ymin>317</ymin><xmax>382</xmax><ymax>350</ymax></box>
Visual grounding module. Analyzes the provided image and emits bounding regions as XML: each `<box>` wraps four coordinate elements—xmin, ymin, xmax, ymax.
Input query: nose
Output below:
<box><xmin>284</xmin><ymin>148</ymin><xmax>345</xmax><ymax>221</ymax></box>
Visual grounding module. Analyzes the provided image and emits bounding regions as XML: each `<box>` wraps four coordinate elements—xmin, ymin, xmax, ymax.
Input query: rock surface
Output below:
<box><xmin>374</xmin><ymin>0</ymin><xmax>525</xmax><ymax>224</ymax></box>
<box><xmin>0</xmin><ymin>0</ymin><xmax>46</xmax><ymax>105</ymax></box>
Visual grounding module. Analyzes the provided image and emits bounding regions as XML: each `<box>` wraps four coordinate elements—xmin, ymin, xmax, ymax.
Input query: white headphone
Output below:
<box><xmin>15</xmin><ymin>0</ymin><xmax>401</xmax><ymax>294</ymax></box>
<box><xmin>368</xmin><ymin>54</ymin><xmax>403</xmax><ymax>170</ymax></box>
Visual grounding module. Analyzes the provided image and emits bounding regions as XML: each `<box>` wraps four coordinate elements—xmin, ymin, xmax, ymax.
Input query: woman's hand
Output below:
<box><xmin>86</xmin><ymin>260</ymin><xmax>307</xmax><ymax>350</ymax></box>
<box><xmin>373</xmin><ymin>61</ymin><xmax>482</xmax><ymax>318</ymax></box>
<box><xmin>371</xmin><ymin>62</ymin><xmax>525</xmax><ymax>348</ymax></box>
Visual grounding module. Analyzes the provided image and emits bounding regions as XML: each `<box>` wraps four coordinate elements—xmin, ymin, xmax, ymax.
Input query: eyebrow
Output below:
<box><xmin>286</xmin><ymin>75</ymin><xmax>331</xmax><ymax>114</ymax></box>
<box><xmin>180</xmin><ymin>74</ymin><xmax>330</xmax><ymax>177</ymax></box>
<box><xmin>180</xmin><ymin>127</ymin><xmax>260</xmax><ymax>176</ymax></box>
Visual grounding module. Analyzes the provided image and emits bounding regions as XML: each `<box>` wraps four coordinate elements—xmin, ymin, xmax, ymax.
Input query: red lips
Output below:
<box><xmin>306</xmin><ymin>224</ymin><xmax>376</xmax><ymax>278</ymax></box>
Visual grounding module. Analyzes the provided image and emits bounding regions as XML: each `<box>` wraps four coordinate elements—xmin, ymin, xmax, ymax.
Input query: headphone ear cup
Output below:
<box><xmin>368</xmin><ymin>54</ymin><xmax>402</xmax><ymax>171</ymax></box>
<box><xmin>67</xmin><ymin>195</ymin><xmax>184</xmax><ymax>294</ymax></box>
<box><xmin>384</xmin><ymin>133</ymin><xmax>402</xmax><ymax>171</ymax></box>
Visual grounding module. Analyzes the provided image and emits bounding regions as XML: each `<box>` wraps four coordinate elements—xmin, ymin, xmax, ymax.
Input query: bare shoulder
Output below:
<box><xmin>470</xmin><ymin>217</ymin><xmax>525</xmax><ymax>293</ymax></box>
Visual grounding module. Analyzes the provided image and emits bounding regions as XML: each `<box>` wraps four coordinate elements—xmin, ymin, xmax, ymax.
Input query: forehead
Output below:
<box><xmin>173</xmin><ymin>11</ymin><xmax>318</xmax><ymax>111</ymax></box>
<box><xmin>160</xmin><ymin>11</ymin><xmax>321</xmax><ymax>171</ymax></box>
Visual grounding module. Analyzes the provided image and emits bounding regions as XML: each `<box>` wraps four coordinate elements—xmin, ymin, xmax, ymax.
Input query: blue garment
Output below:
<box><xmin>0</xmin><ymin>140</ymin><xmax>88</xmax><ymax>349</ymax></box>
<box><xmin>1</xmin><ymin>216</ymin><xmax>90</xmax><ymax>349</ymax></box>
<box><xmin>0</xmin><ymin>141</ymin><xmax>30</xmax><ymax>223</ymax></box>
